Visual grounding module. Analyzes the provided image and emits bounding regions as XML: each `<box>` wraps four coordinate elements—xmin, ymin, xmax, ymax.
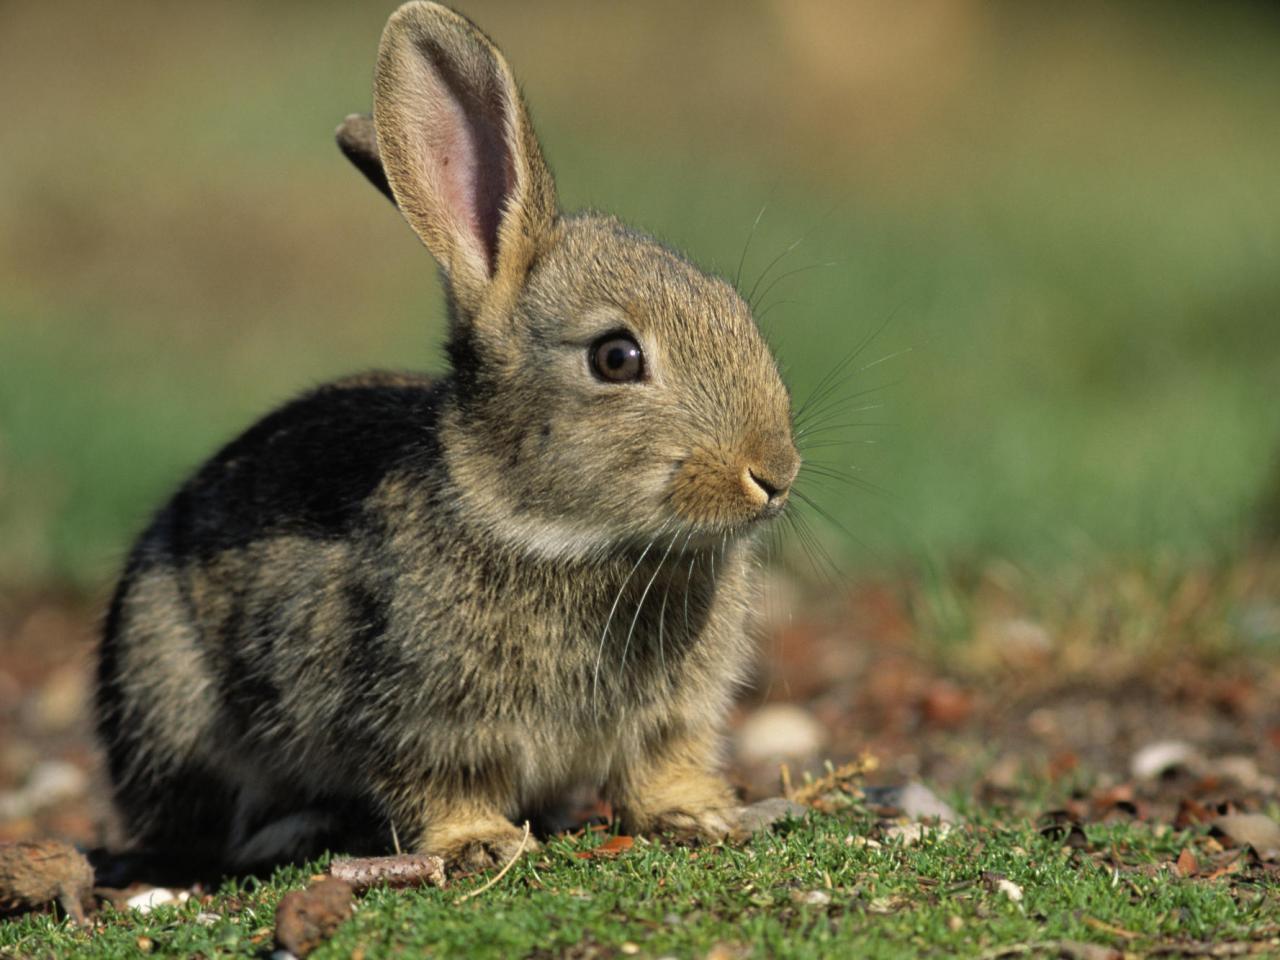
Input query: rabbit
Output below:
<box><xmin>95</xmin><ymin>0</ymin><xmax>800</xmax><ymax>873</ymax></box>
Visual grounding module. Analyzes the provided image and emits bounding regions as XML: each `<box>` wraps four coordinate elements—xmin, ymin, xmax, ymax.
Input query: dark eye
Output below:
<box><xmin>589</xmin><ymin>333</ymin><xmax>645</xmax><ymax>383</ymax></box>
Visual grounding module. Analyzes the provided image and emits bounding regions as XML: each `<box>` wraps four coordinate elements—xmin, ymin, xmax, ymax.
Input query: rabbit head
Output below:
<box><xmin>372</xmin><ymin>2</ymin><xmax>799</xmax><ymax>559</ymax></box>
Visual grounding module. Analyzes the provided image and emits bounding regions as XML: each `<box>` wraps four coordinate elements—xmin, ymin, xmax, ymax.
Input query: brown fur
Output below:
<box><xmin>95</xmin><ymin>2</ymin><xmax>799</xmax><ymax>872</ymax></box>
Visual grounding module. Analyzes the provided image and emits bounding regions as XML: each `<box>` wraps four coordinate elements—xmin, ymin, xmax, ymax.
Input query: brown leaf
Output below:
<box><xmin>1175</xmin><ymin>797</ymin><xmax>1213</xmax><ymax>830</ymax></box>
<box><xmin>274</xmin><ymin>878</ymin><xmax>353</xmax><ymax>958</ymax></box>
<box><xmin>329</xmin><ymin>853</ymin><xmax>446</xmax><ymax>892</ymax></box>
<box><xmin>1048</xmin><ymin>751</ymin><xmax>1079</xmax><ymax>780</ymax></box>
<box><xmin>1174</xmin><ymin>847</ymin><xmax>1199</xmax><ymax>878</ymax></box>
<box><xmin>575</xmin><ymin>835</ymin><xmax>634</xmax><ymax>860</ymax></box>
<box><xmin>1204</xmin><ymin>856</ymin><xmax>1244</xmax><ymax>881</ymax></box>
<box><xmin>918</xmin><ymin>680</ymin><xmax>973</xmax><ymax>729</ymax></box>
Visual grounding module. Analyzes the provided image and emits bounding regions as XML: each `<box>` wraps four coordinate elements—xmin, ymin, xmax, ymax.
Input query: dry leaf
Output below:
<box><xmin>1174</xmin><ymin>848</ymin><xmax>1199</xmax><ymax>878</ymax></box>
<box><xmin>575</xmin><ymin>835</ymin><xmax>634</xmax><ymax>860</ymax></box>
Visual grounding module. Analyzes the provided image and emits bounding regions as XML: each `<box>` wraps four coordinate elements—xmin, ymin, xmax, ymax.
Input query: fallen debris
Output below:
<box><xmin>1130</xmin><ymin>741</ymin><xmax>1203</xmax><ymax>781</ymax></box>
<box><xmin>125</xmin><ymin>886</ymin><xmax>190</xmax><ymax>914</ymax></box>
<box><xmin>329</xmin><ymin>853</ymin><xmax>447</xmax><ymax>892</ymax></box>
<box><xmin>0</xmin><ymin>839</ymin><xmax>93</xmax><ymax>926</ymax></box>
<box><xmin>274</xmin><ymin>877</ymin><xmax>354</xmax><ymax>958</ymax></box>
<box><xmin>575</xmin><ymin>835</ymin><xmax>634</xmax><ymax>860</ymax></box>
<box><xmin>787</xmin><ymin>754</ymin><xmax>879</xmax><ymax>811</ymax></box>
<box><xmin>1211</xmin><ymin>813</ymin><xmax>1280</xmax><ymax>860</ymax></box>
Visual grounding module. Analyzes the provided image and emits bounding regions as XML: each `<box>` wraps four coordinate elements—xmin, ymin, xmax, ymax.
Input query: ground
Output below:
<box><xmin>2</xmin><ymin>554</ymin><xmax>1279</xmax><ymax>957</ymax></box>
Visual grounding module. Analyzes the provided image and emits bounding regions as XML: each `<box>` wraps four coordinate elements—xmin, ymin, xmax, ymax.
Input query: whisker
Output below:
<box><xmin>795</xmin><ymin>402</ymin><xmax>885</xmax><ymax>437</ymax></box>
<box><xmin>592</xmin><ymin>537</ymin><xmax>658</xmax><ymax>717</ymax></box>
<box><xmin>734</xmin><ymin>203</ymin><xmax>769</xmax><ymax>292</ymax></box>
<box><xmin>792</xmin><ymin>489</ymin><xmax>872</xmax><ymax>555</ymax></box>
<box><xmin>683</xmin><ymin>554</ymin><xmax>696</xmax><ymax>636</ymax></box>
<box><xmin>792</xmin><ymin>310</ymin><xmax>898</xmax><ymax>425</ymax></box>
<box><xmin>618</xmin><ymin>531</ymin><xmax>680</xmax><ymax>686</ymax></box>
<box><xmin>796</xmin><ymin>421</ymin><xmax>894</xmax><ymax>441</ymax></box>
<box><xmin>746</xmin><ymin>235</ymin><xmax>804</xmax><ymax>308</ymax></box>
<box><xmin>794</xmin><ymin>380</ymin><xmax>900</xmax><ymax>432</ymax></box>
<box><xmin>750</xmin><ymin>261</ymin><xmax>838</xmax><ymax>314</ymax></box>
<box><xmin>658</xmin><ymin>531</ymin><xmax>694</xmax><ymax>679</ymax></box>
<box><xmin>797</xmin><ymin>438</ymin><xmax>881</xmax><ymax>452</ymax></box>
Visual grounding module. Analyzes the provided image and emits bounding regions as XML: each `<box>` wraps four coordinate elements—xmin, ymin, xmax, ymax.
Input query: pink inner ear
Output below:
<box><xmin>429</xmin><ymin>57</ymin><xmax>516</xmax><ymax>277</ymax></box>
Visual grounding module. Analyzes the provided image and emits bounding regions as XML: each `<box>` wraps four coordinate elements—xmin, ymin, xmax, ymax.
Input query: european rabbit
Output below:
<box><xmin>96</xmin><ymin>1</ymin><xmax>800</xmax><ymax>871</ymax></box>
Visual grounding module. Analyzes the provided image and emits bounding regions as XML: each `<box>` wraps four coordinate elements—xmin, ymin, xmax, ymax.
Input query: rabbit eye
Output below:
<box><xmin>589</xmin><ymin>334</ymin><xmax>645</xmax><ymax>383</ymax></box>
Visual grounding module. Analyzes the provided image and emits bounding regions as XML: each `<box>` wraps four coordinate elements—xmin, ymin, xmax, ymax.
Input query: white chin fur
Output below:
<box><xmin>484</xmin><ymin>511</ymin><xmax>623</xmax><ymax>563</ymax></box>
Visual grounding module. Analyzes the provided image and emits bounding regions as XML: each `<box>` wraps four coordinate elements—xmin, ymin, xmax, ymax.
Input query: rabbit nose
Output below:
<box><xmin>747</xmin><ymin>469</ymin><xmax>785</xmax><ymax>501</ymax></box>
<box><xmin>742</xmin><ymin>451</ymin><xmax>800</xmax><ymax>508</ymax></box>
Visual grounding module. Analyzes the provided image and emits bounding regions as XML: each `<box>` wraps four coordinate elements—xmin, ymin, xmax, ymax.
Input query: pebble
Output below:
<box><xmin>0</xmin><ymin>760</ymin><xmax>88</xmax><ymax>821</ymax></box>
<box><xmin>791</xmin><ymin>889</ymin><xmax>831</xmax><ymax>906</ymax></box>
<box><xmin>735</xmin><ymin>704</ymin><xmax>827</xmax><ymax>764</ymax></box>
<box><xmin>1130</xmin><ymin>740</ymin><xmax>1203</xmax><ymax>781</ymax></box>
<box><xmin>897</xmin><ymin>782</ymin><xmax>959</xmax><ymax>823</ymax></box>
<box><xmin>127</xmin><ymin>887</ymin><xmax>190</xmax><ymax>914</ymax></box>
<box><xmin>996</xmin><ymin>878</ymin><xmax>1023</xmax><ymax>903</ymax></box>
<box><xmin>1212</xmin><ymin>813</ymin><xmax>1280</xmax><ymax>860</ymax></box>
<box><xmin>884</xmin><ymin>822</ymin><xmax>951</xmax><ymax>845</ymax></box>
<box><xmin>23</xmin><ymin>665</ymin><xmax>88</xmax><ymax>735</ymax></box>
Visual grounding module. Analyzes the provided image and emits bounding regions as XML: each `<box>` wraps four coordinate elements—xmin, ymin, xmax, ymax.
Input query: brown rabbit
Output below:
<box><xmin>95</xmin><ymin>1</ymin><xmax>800</xmax><ymax>872</ymax></box>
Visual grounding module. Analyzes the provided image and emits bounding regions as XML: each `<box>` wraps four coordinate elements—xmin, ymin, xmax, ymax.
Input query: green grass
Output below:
<box><xmin>3</xmin><ymin>809</ymin><xmax>1276</xmax><ymax>959</ymax></box>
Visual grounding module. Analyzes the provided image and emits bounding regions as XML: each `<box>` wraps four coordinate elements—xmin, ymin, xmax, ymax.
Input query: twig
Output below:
<box><xmin>329</xmin><ymin>853</ymin><xmax>446</xmax><ymax>891</ymax></box>
<box><xmin>453</xmin><ymin>822</ymin><xmax>530</xmax><ymax>905</ymax></box>
<box><xmin>791</xmin><ymin>754</ymin><xmax>879</xmax><ymax>807</ymax></box>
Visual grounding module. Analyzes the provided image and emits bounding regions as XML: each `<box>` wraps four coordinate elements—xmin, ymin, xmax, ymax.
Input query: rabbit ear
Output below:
<box><xmin>335</xmin><ymin>114</ymin><xmax>396</xmax><ymax>205</ymax></box>
<box><xmin>373</xmin><ymin>2</ymin><xmax>557</xmax><ymax>318</ymax></box>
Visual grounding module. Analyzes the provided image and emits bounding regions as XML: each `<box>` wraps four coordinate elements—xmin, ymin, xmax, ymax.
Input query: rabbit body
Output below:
<box><xmin>96</xmin><ymin>3</ymin><xmax>799</xmax><ymax>870</ymax></box>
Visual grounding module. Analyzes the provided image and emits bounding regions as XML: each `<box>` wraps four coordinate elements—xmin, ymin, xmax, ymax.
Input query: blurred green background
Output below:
<box><xmin>1</xmin><ymin>1</ymin><xmax>1278</xmax><ymax>593</ymax></box>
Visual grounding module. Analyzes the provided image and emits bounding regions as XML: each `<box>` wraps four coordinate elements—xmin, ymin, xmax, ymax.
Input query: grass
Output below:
<box><xmin>3</xmin><ymin>806</ymin><xmax>1277</xmax><ymax>959</ymax></box>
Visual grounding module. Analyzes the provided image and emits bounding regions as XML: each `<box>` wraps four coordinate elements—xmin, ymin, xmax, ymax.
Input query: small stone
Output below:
<box><xmin>0</xmin><ymin>760</ymin><xmax>89</xmax><ymax>822</ymax></box>
<box><xmin>791</xmin><ymin>889</ymin><xmax>831</xmax><ymax>906</ymax></box>
<box><xmin>23</xmin><ymin>665</ymin><xmax>89</xmax><ymax>735</ymax></box>
<box><xmin>987</xmin><ymin>617</ymin><xmax>1053</xmax><ymax>664</ymax></box>
<box><xmin>947</xmin><ymin>914</ymin><xmax>964</xmax><ymax>931</ymax></box>
<box><xmin>1131</xmin><ymin>741</ymin><xmax>1203</xmax><ymax>780</ymax></box>
<box><xmin>897</xmin><ymin>782</ymin><xmax>958</xmax><ymax>823</ymax></box>
<box><xmin>126</xmin><ymin>887</ymin><xmax>187</xmax><ymax>914</ymax></box>
<box><xmin>735</xmin><ymin>705</ymin><xmax>827</xmax><ymax>764</ymax></box>
<box><xmin>1212</xmin><ymin>813</ymin><xmax>1280</xmax><ymax>860</ymax></box>
<box><xmin>884</xmin><ymin>822</ymin><xmax>950</xmax><ymax>846</ymax></box>
<box><xmin>996</xmin><ymin>878</ymin><xmax>1023</xmax><ymax>903</ymax></box>
<box><xmin>1211</xmin><ymin>756</ymin><xmax>1268</xmax><ymax>792</ymax></box>
<box><xmin>620</xmin><ymin>942</ymin><xmax>640</xmax><ymax>955</ymax></box>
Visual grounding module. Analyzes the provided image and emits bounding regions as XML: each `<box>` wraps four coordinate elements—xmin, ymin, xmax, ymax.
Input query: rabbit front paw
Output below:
<box><xmin>641</xmin><ymin>805</ymin><xmax>738</xmax><ymax>843</ymax></box>
<box><xmin>427</xmin><ymin>819</ymin><xmax>538</xmax><ymax>872</ymax></box>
